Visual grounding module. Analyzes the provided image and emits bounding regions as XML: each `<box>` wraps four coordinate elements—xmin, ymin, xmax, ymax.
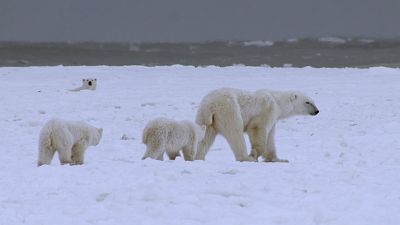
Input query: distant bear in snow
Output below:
<box><xmin>142</xmin><ymin>118</ymin><xmax>206</xmax><ymax>161</ymax></box>
<box><xmin>37</xmin><ymin>118</ymin><xmax>103</xmax><ymax>166</ymax></box>
<box><xmin>69</xmin><ymin>78</ymin><xmax>97</xmax><ymax>91</ymax></box>
<box><xmin>195</xmin><ymin>88</ymin><xmax>319</xmax><ymax>162</ymax></box>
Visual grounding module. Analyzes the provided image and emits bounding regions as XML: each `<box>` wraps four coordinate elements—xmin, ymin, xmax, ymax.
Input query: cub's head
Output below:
<box><xmin>289</xmin><ymin>92</ymin><xmax>319</xmax><ymax>116</ymax></box>
<box><xmin>91</xmin><ymin>128</ymin><xmax>103</xmax><ymax>145</ymax></box>
<box><xmin>82</xmin><ymin>78</ymin><xmax>97</xmax><ymax>90</ymax></box>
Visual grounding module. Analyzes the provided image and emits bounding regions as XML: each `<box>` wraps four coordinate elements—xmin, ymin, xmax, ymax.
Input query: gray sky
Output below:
<box><xmin>0</xmin><ymin>0</ymin><xmax>399</xmax><ymax>42</ymax></box>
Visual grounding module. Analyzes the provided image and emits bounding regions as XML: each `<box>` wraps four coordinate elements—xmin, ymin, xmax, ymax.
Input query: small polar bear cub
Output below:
<box><xmin>69</xmin><ymin>78</ymin><xmax>97</xmax><ymax>91</ymax></box>
<box><xmin>37</xmin><ymin>118</ymin><xmax>103</xmax><ymax>166</ymax></box>
<box><xmin>142</xmin><ymin>118</ymin><xmax>206</xmax><ymax>161</ymax></box>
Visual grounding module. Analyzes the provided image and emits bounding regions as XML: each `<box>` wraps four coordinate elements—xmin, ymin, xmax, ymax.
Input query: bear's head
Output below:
<box><xmin>82</xmin><ymin>78</ymin><xmax>97</xmax><ymax>90</ymax></box>
<box><xmin>91</xmin><ymin>127</ymin><xmax>103</xmax><ymax>146</ymax></box>
<box><xmin>289</xmin><ymin>92</ymin><xmax>319</xmax><ymax>116</ymax></box>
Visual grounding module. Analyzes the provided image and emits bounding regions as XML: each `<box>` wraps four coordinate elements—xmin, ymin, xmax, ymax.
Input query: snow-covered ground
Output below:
<box><xmin>1</xmin><ymin>65</ymin><xmax>399</xmax><ymax>225</ymax></box>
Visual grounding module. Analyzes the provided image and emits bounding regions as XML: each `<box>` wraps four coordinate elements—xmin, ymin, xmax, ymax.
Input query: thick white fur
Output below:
<box><xmin>195</xmin><ymin>88</ymin><xmax>319</xmax><ymax>162</ymax></box>
<box><xmin>69</xmin><ymin>78</ymin><xmax>97</xmax><ymax>91</ymax></box>
<box><xmin>37</xmin><ymin>118</ymin><xmax>103</xmax><ymax>166</ymax></box>
<box><xmin>142</xmin><ymin>118</ymin><xmax>206</xmax><ymax>161</ymax></box>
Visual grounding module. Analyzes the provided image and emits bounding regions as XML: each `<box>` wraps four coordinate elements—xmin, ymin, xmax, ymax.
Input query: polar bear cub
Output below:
<box><xmin>69</xmin><ymin>78</ymin><xmax>97</xmax><ymax>91</ymax></box>
<box><xmin>142</xmin><ymin>118</ymin><xmax>206</xmax><ymax>161</ymax></box>
<box><xmin>37</xmin><ymin>118</ymin><xmax>103</xmax><ymax>166</ymax></box>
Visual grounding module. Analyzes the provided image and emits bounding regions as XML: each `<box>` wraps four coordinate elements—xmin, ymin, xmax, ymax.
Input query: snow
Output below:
<box><xmin>359</xmin><ymin>39</ymin><xmax>375</xmax><ymax>44</ymax></box>
<box><xmin>1</xmin><ymin>65</ymin><xmax>400</xmax><ymax>225</ymax></box>
<box><xmin>287</xmin><ymin>38</ymin><xmax>299</xmax><ymax>43</ymax></box>
<box><xmin>318</xmin><ymin>37</ymin><xmax>347</xmax><ymax>44</ymax></box>
<box><xmin>243</xmin><ymin>40</ymin><xmax>274</xmax><ymax>47</ymax></box>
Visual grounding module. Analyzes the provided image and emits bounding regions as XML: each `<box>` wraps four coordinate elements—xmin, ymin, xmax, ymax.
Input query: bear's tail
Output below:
<box><xmin>195</xmin><ymin>104</ymin><xmax>213</xmax><ymax>126</ymax></box>
<box><xmin>37</xmin><ymin>128</ymin><xmax>53</xmax><ymax>166</ymax></box>
<box><xmin>142</xmin><ymin>126</ymin><xmax>149</xmax><ymax>144</ymax></box>
<box><xmin>142</xmin><ymin>125</ymin><xmax>159</xmax><ymax>144</ymax></box>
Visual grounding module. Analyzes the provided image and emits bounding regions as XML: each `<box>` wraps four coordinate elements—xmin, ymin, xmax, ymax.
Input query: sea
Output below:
<box><xmin>1</xmin><ymin>37</ymin><xmax>400</xmax><ymax>67</ymax></box>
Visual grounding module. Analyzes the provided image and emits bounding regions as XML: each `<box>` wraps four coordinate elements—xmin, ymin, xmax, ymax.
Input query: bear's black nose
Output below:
<box><xmin>314</xmin><ymin>110</ymin><xmax>319</xmax><ymax>115</ymax></box>
<box><xmin>88</xmin><ymin>81</ymin><xmax>92</xmax><ymax>86</ymax></box>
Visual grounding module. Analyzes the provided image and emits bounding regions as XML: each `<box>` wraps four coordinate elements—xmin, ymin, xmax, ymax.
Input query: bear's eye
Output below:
<box><xmin>305</xmin><ymin>101</ymin><xmax>310</xmax><ymax>105</ymax></box>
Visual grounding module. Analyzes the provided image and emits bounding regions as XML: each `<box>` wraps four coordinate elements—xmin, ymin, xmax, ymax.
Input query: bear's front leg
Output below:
<box><xmin>57</xmin><ymin>146</ymin><xmax>73</xmax><ymax>165</ymax></box>
<box><xmin>247</xmin><ymin>126</ymin><xmax>267</xmax><ymax>162</ymax></box>
<box><xmin>182</xmin><ymin>145</ymin><xmax>195</xmax><ymax>161</ymax></box>
<box><xmin>71</xmin><ymin>143</ymin><xmax>87</xmax><ymax>165</ymax></box>
<box><xmin>263</xmin><ymin>125</ymin><xmax>289</xmax><ymax>163</ymax></box>
<box><xmin>167</xmin><ymin>150</ymin><xmax>181</xmax><ymax>160</ymax></box>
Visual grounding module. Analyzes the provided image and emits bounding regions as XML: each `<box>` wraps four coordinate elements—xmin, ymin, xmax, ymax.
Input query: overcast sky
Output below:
<box><xmin>0</xmin><ymin>0</ymin><xmax>399</xmax><ymax>42</ymax></box>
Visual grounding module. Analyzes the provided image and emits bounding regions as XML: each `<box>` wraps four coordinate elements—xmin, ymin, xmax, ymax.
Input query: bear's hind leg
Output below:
<box><xmin>142</xmin><ymin>144</ymin><xmax>164</xmax><ymax>161</ymax></box>
<box><xmin>221</xmin><ymin>130</ymin><xmax>250</xmax><ymax>162</ymax></box>
<box><xmin>195</xmin><ymin>126</ymin><xmax>217</xmax><ymax>160</ymax></box>
<box><xmin>53</xmin><ymin>131</ymin><xmax>73</xmax><ymax>165</ymax></box>
<box><xmin>214</xmin><ymin>103</ymin><xmax>252</xmax><ymax>161</ymax></box>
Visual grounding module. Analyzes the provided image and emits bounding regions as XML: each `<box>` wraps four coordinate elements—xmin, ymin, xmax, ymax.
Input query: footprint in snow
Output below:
<box><xmin>208</xmin><ymin>191</ymin><xmax>243</xmax><ymax>198</ymax></box>
<box><xmin>220</xmin><ymin>169</ymin><xmax>240</xmax><ymax>175</ymax></box>
<box><xmin>121</xmin><ymin>134</ymin><xmax>135</xmax><ymax>140</ymax></box>
<box><xmin>96</xmin><ymin>193</ymin><xmax>110</xmax><ymax>202</ymax></box>
<box><xmin>141</xmin><ymin>102</ymin><xmax>157</xmax><ymax>107</ymax></box>
<box><xmin>181</xmin><ymin>169</ymin><xmax>192</xmax><ymax>174</ymax></box>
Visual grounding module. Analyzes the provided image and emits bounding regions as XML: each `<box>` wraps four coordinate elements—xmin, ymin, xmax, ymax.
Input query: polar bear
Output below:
<box><xmin>37</xmin><ymin>118</ymin><xmax>103</xmax><ymax>166</ymax></box>
<box><xmin>142</xmin><ymin>118</ymin><xmax>206</xmax><ymax>161</ymax></box>
<box><xmin>69</xmin><ymin>78</ymin><xmax>97</xmax><ymax>91</ymax></box>
<box><xmin>195</xmin><ymin>88</ymin><xmax>319</xmax><ymax>162</ymax></box>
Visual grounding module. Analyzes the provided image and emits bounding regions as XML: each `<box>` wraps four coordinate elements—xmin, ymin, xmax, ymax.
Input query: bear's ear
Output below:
<box><xmin>94</xmin><ymin>78</ymin><xmax>97</xmax><ymax>81</ymax></box>
<box><xmin>290</xmin><ymin>94</ymin><xmax>298</xmax><ymax>102</ymax></box>
<box><xmin>98</xmin><ymin>128</ymin><xmax>103</xmax><ymax>135</ymax></box>
<box><xmin>82</xmin><ymin>79</ymin><xmax>86</xmax><ymax>82</ymax></box>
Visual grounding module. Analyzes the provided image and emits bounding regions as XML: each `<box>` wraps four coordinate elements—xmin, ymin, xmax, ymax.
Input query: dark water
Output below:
<box><xmin>1</xmin><ymin>38</ymin><xmax>400</xmax><ymax>67</ymax></box>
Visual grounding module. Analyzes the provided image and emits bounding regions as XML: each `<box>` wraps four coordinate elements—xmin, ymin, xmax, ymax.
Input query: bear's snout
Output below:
<box><xmin>88</xmin><ymin>81</ymin><xmax>92</xmax><ymax>86</ymax></box>
<box><xmin>311</xmin><ymin>110</ymin><xmax>319</xmax><ymax>116</ymax></box>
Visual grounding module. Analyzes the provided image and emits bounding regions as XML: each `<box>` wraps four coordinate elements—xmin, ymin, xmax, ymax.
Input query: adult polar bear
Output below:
<box><xmin>195</xmin><ymin>88</ymin><xmax>319</xmax><ymax>162</ymax></box>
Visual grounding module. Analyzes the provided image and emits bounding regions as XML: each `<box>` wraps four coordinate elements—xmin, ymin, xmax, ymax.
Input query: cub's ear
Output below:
<box><xmin>98</xmin><ymin>128</ymin><xmax>103</xmax><ymax>135</ymax></box>
<box><xmin>290</xmin><ymin>94</ymin><xmax>298</xmax><ymax>102</ymax></box>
